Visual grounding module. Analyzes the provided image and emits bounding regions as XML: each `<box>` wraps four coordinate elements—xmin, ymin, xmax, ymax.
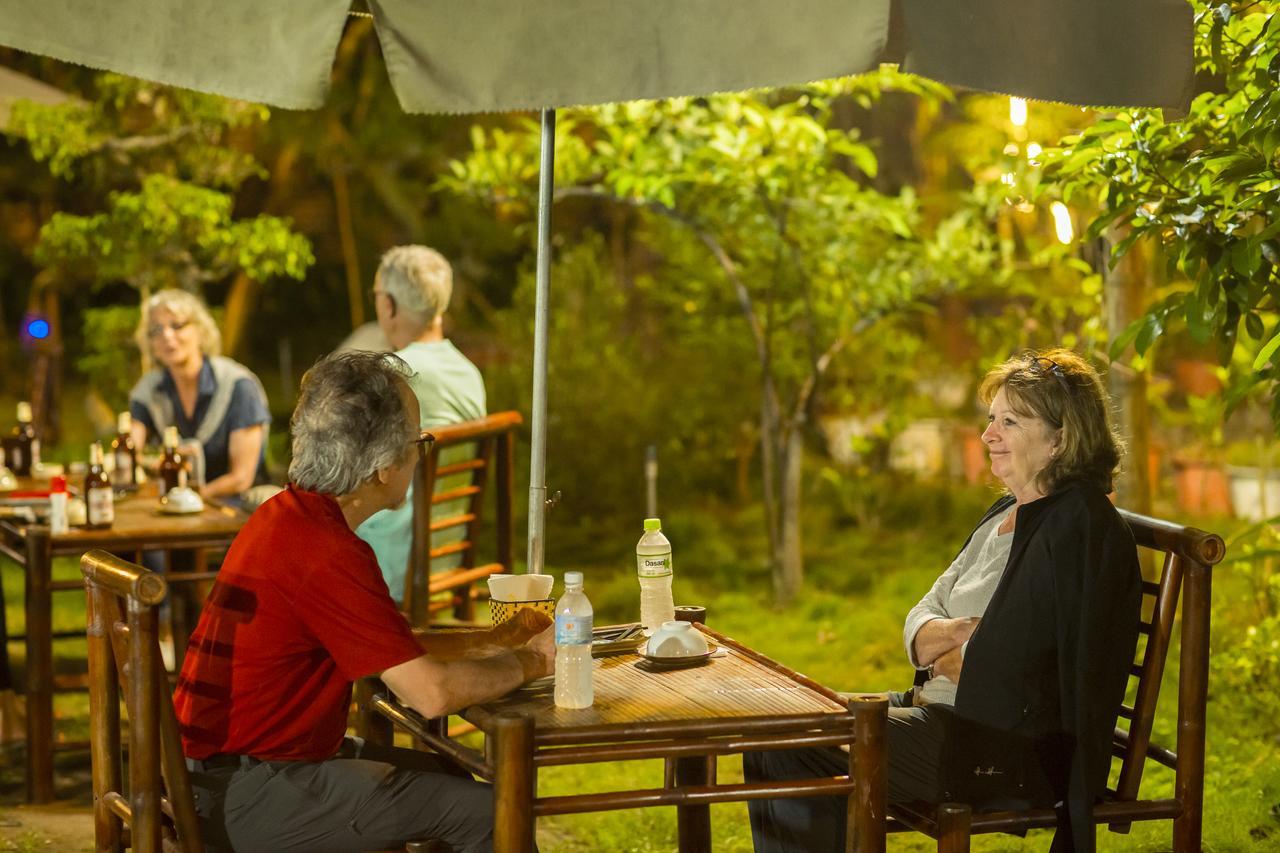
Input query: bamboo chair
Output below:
<box><xmin>888</xmin><ymin>509</ymin><xmax>1225</xmax><ymax>853</ymax></box>
<box><xmin>402</xmin><ymin>410</ymin><xmax>521</xmax><ymax>626</ymax></box>
<box><xmin>82</xmin><ymin>548</ymin><xmax>203</xmax><ymax>853</ymax></box>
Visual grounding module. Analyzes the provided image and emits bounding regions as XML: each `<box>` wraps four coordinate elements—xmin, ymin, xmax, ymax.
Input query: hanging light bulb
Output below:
<box><xmin>1009</xmin><ymin>97</ymin><xmax>1028</xmax><ymax>127</ymax></box>
<box><xmin>1050</xmin><ymin>202</ymin><xmax>1074</xmax><ymax>244</ymax></box>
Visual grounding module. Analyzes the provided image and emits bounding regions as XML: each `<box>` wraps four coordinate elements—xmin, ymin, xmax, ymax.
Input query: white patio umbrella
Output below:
<box><xmin>0</xmin><ymin>0</ymin><xmax>1194</xmax><ymax>573</ymax></box>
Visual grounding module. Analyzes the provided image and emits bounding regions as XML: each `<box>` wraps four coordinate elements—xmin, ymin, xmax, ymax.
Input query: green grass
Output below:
<box><xmin>4</xmin><ymin>481</ymin><xmax>1278</xmax><ymax>850</ymax></box>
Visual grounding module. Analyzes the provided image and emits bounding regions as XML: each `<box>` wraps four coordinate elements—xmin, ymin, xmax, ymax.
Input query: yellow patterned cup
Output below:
<box><xmin>489</xmin><ymin>598</ymin><xmax>556</xmax><ymax>626</ymax></box>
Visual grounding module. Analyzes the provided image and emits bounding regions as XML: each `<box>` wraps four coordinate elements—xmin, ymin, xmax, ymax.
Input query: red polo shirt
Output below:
<box><xmin>175</xmin><ymin>486</ymin><xmax>422</xmax><ymax>761</ymax></box>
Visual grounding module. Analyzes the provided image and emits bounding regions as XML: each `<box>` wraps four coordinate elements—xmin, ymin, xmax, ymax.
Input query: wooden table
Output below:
<box><xmin>0</xmin><ymin>481</ymin><xmax>247</xmax><ymax>802</ymax></box>
<box><xmin>372</xmin><ymin>625</ymin><xmax>888</xmax><ymax>853</ymax></box>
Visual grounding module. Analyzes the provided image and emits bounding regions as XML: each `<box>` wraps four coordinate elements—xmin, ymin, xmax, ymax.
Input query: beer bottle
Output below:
<box><xmin>10</xmin><ymin>402</ymin><xmax>38</xmax><ymax>476</ymax></box>
<box><xmin>85</xmin><ymin>443</ymin><xmax>115</xmax><ymax>529</ymax></box>
<box><xmin>159</xmin><ymin>426</ymin><xmax>184</xmax><ymax>497</ymax></box>
<box><xmin>110</xmin><ymin>412</ymin><xmax>137</xmax><ymax>490</ymax></box>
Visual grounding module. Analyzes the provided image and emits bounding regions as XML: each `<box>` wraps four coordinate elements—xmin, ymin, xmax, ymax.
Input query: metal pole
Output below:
<box><xmin>527</xmin><ymin>108</ymin><xmax>556</xmax><ymax>576</ymax></box>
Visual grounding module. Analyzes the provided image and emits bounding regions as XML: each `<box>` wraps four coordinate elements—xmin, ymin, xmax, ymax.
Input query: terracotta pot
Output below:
<box><xmin>1173</xmin><ymin>358</ymin><xmax>1222</xmax><ymax>397</ymax></box>
<box><xmin>961</xmin><ymin>431</ymin><xmax>991</xmax><ymax>485</ymax></box>
<box><xmin>1173</xmin><ymin>459</ymin><xmax>1232</xmax><ymax>516</ymax></box>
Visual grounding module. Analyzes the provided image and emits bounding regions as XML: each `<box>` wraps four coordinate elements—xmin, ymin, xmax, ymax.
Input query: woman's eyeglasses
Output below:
<box><xmin>1026</xmin><ymin>355</ymin><xmax>1071</xmax><ymax>393</ymax></box>
<box><xmin>147</xmin><ymin>320</ymin><xmax>191</xmax><ymax>338</ymax></box>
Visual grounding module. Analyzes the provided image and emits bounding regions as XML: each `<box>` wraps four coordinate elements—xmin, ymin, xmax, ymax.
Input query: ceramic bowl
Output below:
<box><xmin>159</xmin><ymin>486</ymin><xmax>204</xmax><ymax>514</ymax></box>
<box><xmin>645</xmin><ymin>620</ymin><xmax>709</xmax><ymax>658</ymax></box>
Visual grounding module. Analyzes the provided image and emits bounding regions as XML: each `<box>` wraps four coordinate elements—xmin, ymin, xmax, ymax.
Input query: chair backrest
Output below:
<box><xmin>403</xmin><ymin>410</ymin><xmax>522</xmax><ymax>625</ymax></box>
<box><xmin>82</xmin><ymin>549</ymin><xmax>203</xmax><ymax>853</ymax></box>
<box><xmin>1109</xmin><ymin>510</ymin><xmax>1224</xmax><ymax>807</ymax></box>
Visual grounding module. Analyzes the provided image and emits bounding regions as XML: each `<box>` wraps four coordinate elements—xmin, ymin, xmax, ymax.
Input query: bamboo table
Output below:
<box><xmin>372</xmin><ymin>625</ymin><xmax>888</xmax><ymax>853</ymax></box>
<box><xmin>0</xmin><ymin>481</ymin><xmax>247</xmax><ymax>802</ymax></box>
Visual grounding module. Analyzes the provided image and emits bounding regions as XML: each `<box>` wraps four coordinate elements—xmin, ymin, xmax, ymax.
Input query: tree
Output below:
<box><xmin>9</xmin><ymin>73</ymin><xmax>313</xmax><ymax>404</ymax></box>
<box><xmin>443</xmin><ymin>75</ymin><xmax>1008</xmax><ymax>603</ymax></box>
<box><xmin>1041</xmin><ymin>1</ymin><xmax>1280</xmax><ymax>427</ymax></box>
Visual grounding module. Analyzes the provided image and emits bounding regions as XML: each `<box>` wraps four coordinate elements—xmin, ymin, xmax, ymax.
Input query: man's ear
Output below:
<box><xmin>375</xmin><ymin>465</ymin><xmax>392</xmax><ymax>485</ymax></box>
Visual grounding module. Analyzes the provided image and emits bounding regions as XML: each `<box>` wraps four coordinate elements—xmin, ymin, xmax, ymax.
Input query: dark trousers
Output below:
<box><xmin>188</xmin><ymin>737</ymin><xmax>494</xmax><ymax>853</ymax></box>
<box><xmin>743</xmin><ymin>691</ymin><xmax>944</xmax><ymax>853</ymax></box>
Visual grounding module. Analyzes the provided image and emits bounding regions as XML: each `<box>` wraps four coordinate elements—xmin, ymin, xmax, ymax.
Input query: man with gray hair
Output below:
<box><xmin>359</xmin><ymin>245</ymin><xmax>487</xmax><ymax>601</ymax></box>
<box><xmin>175</xmin><ymin>351</ymin><xmax>551</xmax><ymax>852</ymax></box>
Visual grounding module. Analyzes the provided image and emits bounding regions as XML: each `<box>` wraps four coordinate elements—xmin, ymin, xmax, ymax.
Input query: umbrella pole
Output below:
<box><xmin>526</xmin><ymin>108</ymin><xmax>556</xmax><ymax>576</ymax></box>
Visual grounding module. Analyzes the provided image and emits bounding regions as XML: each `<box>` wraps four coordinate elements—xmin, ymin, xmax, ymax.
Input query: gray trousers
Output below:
<box><xmin>743</xmin><ymin>691</ymin><xmax>944</xmax><ymax>853</ymax></box>
<box><xmin>187</xmin><ymin>737</ymin><xmax>493</xmax><ymax>853</ymax></box>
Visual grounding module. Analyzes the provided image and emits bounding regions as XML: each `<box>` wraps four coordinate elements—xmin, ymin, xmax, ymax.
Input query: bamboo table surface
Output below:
<box><xmin>373</xmin><ymin>625</ymin><xmax>889</xmax><ymax>853</ymax></box>
<box><xmin>465</xmin><ymin>632</ymin><xmax>847</xmax><ymax>736</ymax></box>
<box><xmin>0</xmin><ymin>479</ymin><xmax>248</xmax><ymax>803</ymax></box>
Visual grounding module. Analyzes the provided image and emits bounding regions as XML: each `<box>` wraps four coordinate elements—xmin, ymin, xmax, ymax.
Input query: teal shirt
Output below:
<box><xmin>357</xmin><ymin>340</ymin><xmax>486</xmax><ymax>602</ymax></box>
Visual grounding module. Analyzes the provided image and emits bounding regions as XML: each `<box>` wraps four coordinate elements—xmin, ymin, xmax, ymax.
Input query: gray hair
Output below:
<box><xmin>135</xmin><ymin>289</ymin><xmax>222</xmax><ymax>356</ymax></box>
<box><xmin>376</xmin><ymin>245</ymin><xmax>454</xmax><ymax>322</ymax></box>
<box><xmin>288</xmin><ymin>351</ymin><xmax>416</xmax><ymax>495</ymax></box>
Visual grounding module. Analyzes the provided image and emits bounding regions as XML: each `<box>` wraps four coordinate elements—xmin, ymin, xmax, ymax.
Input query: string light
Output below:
<box><xmin>1050</xmin><ymin>202</ymin><xmax>1074</xmax><ymax>244</ymax></box>
<box><xmin>1009</xmin><ymin>97</ymin><xmax>1028</xmax><ymax>128</ymax></box>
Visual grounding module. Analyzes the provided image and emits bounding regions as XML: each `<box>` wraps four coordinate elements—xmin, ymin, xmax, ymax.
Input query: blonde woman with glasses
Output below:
<box><xmin>129</xmin><ymin>289</ymin><xmax>271</xmax><ymax>504</ymax></box>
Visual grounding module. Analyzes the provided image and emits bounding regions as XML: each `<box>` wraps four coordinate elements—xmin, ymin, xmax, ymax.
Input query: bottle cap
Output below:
<box><xmin>50</xmin><ymin>475</ymin><xmax>67</xmax><ymax>492</ymax></box>
<box><xmin>644</xmin><ymin>518</ymin><xmax>661</xmax><ymax>532</ymax></box>
<box><xmin>117</xmin><ymin>411</ymin><xmax>132</xmax><ymax>433</ymax></box>
<box><xmin>564</xmin><ymin>571</ymin><xmax>583</xmax><ymax>586</ymax></box>
<box><xmin>17</xmin><ymin>402</ymin><xmax>32</xmax><ymax>422</ymax></box>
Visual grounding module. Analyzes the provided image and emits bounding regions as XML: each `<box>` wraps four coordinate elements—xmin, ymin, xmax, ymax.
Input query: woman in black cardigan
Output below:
<box><xmin>745</xmin><ymin>349</ymin><xmax>1141</xmax><ymax>853</ymax></box>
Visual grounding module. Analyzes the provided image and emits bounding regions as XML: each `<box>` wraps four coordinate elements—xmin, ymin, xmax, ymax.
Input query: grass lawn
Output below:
<box><xmin>0</xmin><ymin>480</ymin><xmax>1276</xmax><ymax>851</ymax></box>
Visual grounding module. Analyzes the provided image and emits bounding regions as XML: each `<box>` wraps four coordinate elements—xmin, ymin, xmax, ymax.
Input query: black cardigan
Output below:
<box><xmin>936</xmin><ymin>480</ymin><xmax>1141</xmax><ymax>853</ymax></box>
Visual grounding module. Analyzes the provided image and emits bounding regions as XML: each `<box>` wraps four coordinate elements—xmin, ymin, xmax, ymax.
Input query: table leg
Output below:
<box><xmin>848</xmin><ymin>695</ymin><xmax>888</xmax><ymax>853</ymax></box>
<box><xmin>24</xmin><ymin>528</ymin><xmax>53</xmax><ymax>803</ymax></box>
<box><xmin>492</xmin><ymin>713</ymin><xmax>535</xmax><ymax>853</ymax></box>
<box><xmin>674</xmin><ymin>754</ymin><xmax>714</xmax><ymax>851</ymax></box>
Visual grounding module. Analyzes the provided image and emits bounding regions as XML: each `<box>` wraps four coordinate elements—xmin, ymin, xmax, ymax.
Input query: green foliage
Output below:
<box><xmin>8</xmin><ymin>73</ymin><xmax>268</xmax><ymax>187</ymax></box>
<box><xmin>13</xmin><ymin>73</ymin><xmax>314</xmax><ymax>294</ymax></box>
<box><xmin>1040</xmin><ymin>1</ymin><xmax>1280</xmax><ymax>428</ymax></box>
<box><xmin>444</xmin><ymin>78</ymin><xmax>985</xmax><ymax>406</ymax></box>
<box><xmin>74</xmin><ymin>305</ymin><xmax>141</xmax><ymax>407</ymax></box>
<box><xmin>34</xmin><ymin>174</ymin><xmax>312</xmax><ymax>292</ymax></box>
<box><xmin>484</xmin><ymin>239</ymin><xmax>757</xmax><ymax>526</ymax></box>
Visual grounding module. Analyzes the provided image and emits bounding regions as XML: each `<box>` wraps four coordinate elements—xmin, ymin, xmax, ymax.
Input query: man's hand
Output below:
<box><xmin>515</xmin><ymin>623</ymin><xmax>556</xmax><ymax>681</ymax></box>
<box><xmin>933</xmin><ymin>644</ymin><xmax>965</xmax><ymax>682</ymax></box>
<box><xmin>490</xmin><ymin>608</ymin><xmax>553</xmax><ymax>647</ymax></box>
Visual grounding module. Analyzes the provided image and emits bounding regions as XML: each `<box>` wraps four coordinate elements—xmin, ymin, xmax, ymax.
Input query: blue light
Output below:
<box><xmin>26</xmin><ymin>319</ymin><xmax>50</xmax><ymax>340</ymax></box>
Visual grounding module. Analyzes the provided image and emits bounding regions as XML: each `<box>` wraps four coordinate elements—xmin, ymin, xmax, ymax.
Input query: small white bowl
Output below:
<box><xmin>645</xmin><ymin>620</ymin><xmax>709</xmax><ymax>658</ymax></box>
<box><xmin>159</xmin><ymin>486</ymin><xmax>204</xmax><ymax>515</ymax></box>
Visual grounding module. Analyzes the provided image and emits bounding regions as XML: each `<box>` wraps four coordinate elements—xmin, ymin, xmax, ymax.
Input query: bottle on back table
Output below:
<box><xmin>636</xmin><ymin>517</ymin><xmax>675</xmax><ymax>635</ymax></box>
<box><xmin>85</xmin><ymin>443</ymin><xmax>114</xmax><ymax>529</ymax></box>
<box><xmin>159</xmin><ymin>426</ymin><xmax>184</xmax><ymax>497</ymax></box>
<box><xmin>554</xmin><ymin>571</ymin><xmax>594</xmax><ymax>709</ymax></box>
<box><xmin>110</xmin><ymin>412</ymin><xmax>137</xmax><ymax>490</ymax></box>
<box><xmin>9</xmin><ymin>401</ymin><xmax>38</xmax><ymax>476</ymax></box>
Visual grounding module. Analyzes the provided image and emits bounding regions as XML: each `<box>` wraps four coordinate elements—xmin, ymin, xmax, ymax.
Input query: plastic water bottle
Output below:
<box><xmin>554</xmin><ymin>571</ymin><xmax>594</xmax><ymax>709</ymax></box>
<box><xmin>636</xmin><ymin>518</ymin><xmax>675</xmax><ymax>635</ymax></box>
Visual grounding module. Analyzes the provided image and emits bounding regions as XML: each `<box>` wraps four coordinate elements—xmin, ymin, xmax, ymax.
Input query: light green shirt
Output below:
<box><xmin>358</xmin><ymin>340</ymin><xmax>486</xmax><ymax>602</ymax></box>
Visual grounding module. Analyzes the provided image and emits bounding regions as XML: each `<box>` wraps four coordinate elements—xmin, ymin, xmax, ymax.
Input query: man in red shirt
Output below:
<box><xmin>175</xmin><ymin>351</ymin><xmax>554</xmax><ymax>852</ymax></box>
